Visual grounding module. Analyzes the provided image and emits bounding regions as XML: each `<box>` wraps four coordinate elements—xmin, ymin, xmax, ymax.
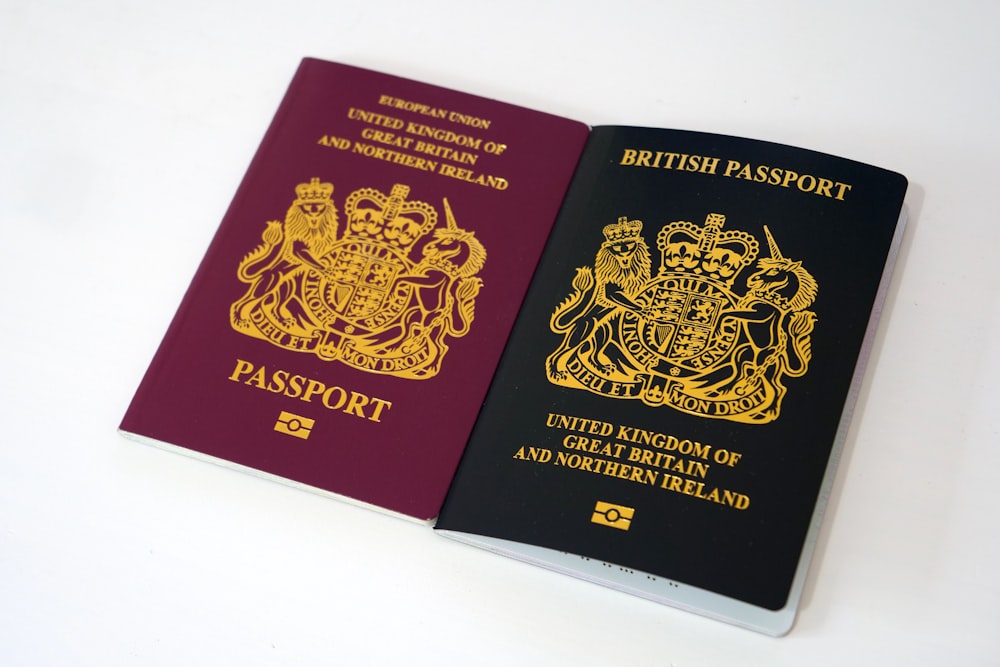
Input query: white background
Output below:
<box><xmin>3</xmin><ymin>1</ymin><xmax>998</xmax><ymax>664</ymax></box>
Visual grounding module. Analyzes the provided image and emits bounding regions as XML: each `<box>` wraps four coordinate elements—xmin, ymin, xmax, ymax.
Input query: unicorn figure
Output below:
<box><xmin>700</xmin><ymin>226</ymin><xmax>818</xmax><ymax>421</ymax></box>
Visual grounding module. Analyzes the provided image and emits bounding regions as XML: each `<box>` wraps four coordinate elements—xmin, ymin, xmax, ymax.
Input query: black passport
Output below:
<box><xmin>435</xmin><ymin>126</ymin><xmax>908</xmax><ymax>635</ymax></box>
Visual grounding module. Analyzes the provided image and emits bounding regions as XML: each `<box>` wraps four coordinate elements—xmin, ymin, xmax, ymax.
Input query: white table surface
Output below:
<box><xmin>3</xmin><ymin>1</ymin><xmax>998</xmax><ymax>664</ymax></box>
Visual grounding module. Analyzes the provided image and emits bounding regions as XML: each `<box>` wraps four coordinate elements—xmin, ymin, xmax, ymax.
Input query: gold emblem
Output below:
<box><xmin>231</xmin><ymin>178</ymin><xmax>486</xmax><ymax>379</ymax></box>
<box><xmin>547</xmin><ymin>214</ymin><xmax>817</xmax><ymax>424</ymax></box>
<box><xmin>591</xmin><ymin>501</ymin><xmax>635</xmax><ymax>530</ymax></box>
<box><xmin>273</xmin><ymin>411</ymin><xmax>315</xmax><ymax>439</ymax></box>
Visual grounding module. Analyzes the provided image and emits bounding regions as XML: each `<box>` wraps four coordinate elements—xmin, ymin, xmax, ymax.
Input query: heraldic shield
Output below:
<box><xmin>546</xmin><ymin>213</ymin><xmax>818</xmax><ymax>424</ymax></box>
<box><xmin>231</xmin><ymin>178</ymin><xmax>486</xmax><ymax>379</ymax></box>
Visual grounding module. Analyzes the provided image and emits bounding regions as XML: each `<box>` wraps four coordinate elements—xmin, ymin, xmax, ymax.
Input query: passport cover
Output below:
<box><xmin>119</xmin><ymin>58</ymin><xmax>589</xmax><ymax>521</ymax></box>
<box><xmin>435</xmin><ymin>126</ymin><xmax>908</xmax><ymax>633</ymax></box>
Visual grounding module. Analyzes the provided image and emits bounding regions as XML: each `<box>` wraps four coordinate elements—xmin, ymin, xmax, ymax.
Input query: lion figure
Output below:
<box><xmin>231</xmin><ymin>178</ymin><xmax>340</xmax><ymax>329</ymax></box>
<box><xmin>547</xmin><ymin>219</ymin><xmax>652</xmax><ymax>379</ymax></box>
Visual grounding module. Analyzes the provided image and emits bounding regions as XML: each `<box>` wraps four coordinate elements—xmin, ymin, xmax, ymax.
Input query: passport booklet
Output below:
<box><xmin>119</xmin><ymin>58</ymin><xmax>590</xmax><ymax>521</ymax></box>
<box><xmin>434</xmin><ymin>126</ymin><xmax>907</xmax><ymax>635</ymax></box>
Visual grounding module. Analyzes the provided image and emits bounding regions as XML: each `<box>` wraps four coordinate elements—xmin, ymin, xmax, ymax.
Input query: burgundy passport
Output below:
<box><xmin>120</xmin><ymin>58</ymin><xmax>589</xmax><ymax>521</ymax></box>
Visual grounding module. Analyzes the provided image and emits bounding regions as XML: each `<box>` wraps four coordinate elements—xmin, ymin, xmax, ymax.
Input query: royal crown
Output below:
<box><xmin>603</xmin><ymin>216</ymin><xmax>643</xmax><ymax>243</ymax></box>
<box><xmin>656</xmin><ymin>213</ymin><xmax>759</xmax><ymax>287</ymax></box>
<box><xmin>295</xmin><ymin>177</ymin><xmax>334</xmax><ymax>202</ymax></box>
<box><xmin>343</xmin><ymin>183</ymin><xmax>438</xmax><ymax>251</ymax></box>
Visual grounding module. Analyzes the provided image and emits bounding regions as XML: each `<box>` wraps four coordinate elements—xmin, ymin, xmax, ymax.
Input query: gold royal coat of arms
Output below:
<box><xmin>231</xmin><ymin>178</ymin><xmax>486</xmax><ymax>379</ymax></box>
<box><xmin>546</xmin><ymin>214</ymin><xmax>818</xmax><ymax>424</ymax></box>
